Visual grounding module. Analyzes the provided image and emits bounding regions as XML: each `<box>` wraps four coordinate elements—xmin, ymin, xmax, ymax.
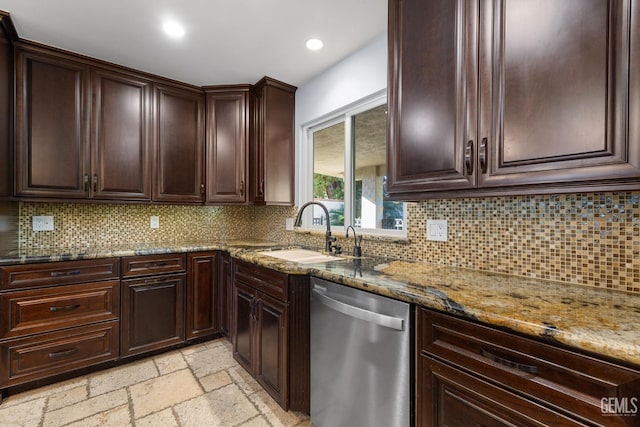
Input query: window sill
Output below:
<box><xmin>292</xmin><ymin>228</ymin><xmax>410</xmax><ymax>244</ymax></box>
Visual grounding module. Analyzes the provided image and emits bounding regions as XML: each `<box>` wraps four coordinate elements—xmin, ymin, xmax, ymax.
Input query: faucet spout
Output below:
<box><xmin>294</xmin><ymin>201</ymin><xmax>340</xmax><ymax>253</ymax></box>
<box><xmin>346</xmin><ymin>225</ymin><xmax>362</xmax><ymax>257</ymax></box>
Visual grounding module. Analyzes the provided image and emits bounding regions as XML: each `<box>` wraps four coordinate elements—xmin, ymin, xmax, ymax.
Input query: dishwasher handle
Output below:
<box><xmin>312</xmin><ymin>289</ymin><xmax>405</xmax><ymax>331</ymax></box>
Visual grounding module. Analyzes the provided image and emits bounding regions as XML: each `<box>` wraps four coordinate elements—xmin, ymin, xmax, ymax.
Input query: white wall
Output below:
<box><xmin>295</xmin><ymin>33</ymin><xmax>387</xmax><ymax>203</ymax></box>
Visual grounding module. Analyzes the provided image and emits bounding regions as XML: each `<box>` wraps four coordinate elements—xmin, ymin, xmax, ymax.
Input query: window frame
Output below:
<box><xmin>298</xmin><ymin>91</ymin><xmax>407</xmax><ymax>237</ymax></box>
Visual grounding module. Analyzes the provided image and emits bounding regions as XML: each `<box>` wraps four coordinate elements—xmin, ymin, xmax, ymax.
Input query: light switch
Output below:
<box><xmin>427</xmin><ymin>219</ymin><xmax>447</xmax><ymax>242</ymax></box>
<box><xmin>33</xmin><ymin>216</ymin><xmax>54</xmax><ymax>231</ymax></box>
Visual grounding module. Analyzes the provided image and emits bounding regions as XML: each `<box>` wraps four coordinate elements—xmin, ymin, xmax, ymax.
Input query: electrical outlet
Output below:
<box><xmin>33</xmin><ymin>215</ymin><xmax>54</xmax><ymax>231</ymax></box>
<box><xmin>285</xmin><ymin>218</ymin><xmax>294</xmax><ymax>231</ymax></box>
<box><xmin>427</xmin><ymin>219</ymin><xmax>448</xmax><ymax>242</ymax></box>
<box><xmin>150</xmin><ymin>216</ymin><xmax>160</xmax><ymax>229</ymax></box>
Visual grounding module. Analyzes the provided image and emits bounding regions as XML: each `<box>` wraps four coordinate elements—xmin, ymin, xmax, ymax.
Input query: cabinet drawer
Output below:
<box><xmin>234</xmin><ymin>259</ymin><xmax>288</xmax><ymax>301</ymax></box>
<box><xmin>122</xmin><ymin>254</ymin><xmax>186</xmax><ymax>277</ymax></box>
<box><xmin>419</xmin><ymin>308</ymin><xmax>640</xmax><ymax>425</ymax></box>
<box><xmin>0</xmin><ymin>280</ymin><xmax>120</xmax><ymax>339</ymax></box>
<box><xmin>0</xmin><ymin>258</ymin><xmax>120</xmax><ymax>291</ymax></box>
<box><xmin>0</xmin><ymin>321</ymin><xmax>119</xmax><ymax>388</ymax></box>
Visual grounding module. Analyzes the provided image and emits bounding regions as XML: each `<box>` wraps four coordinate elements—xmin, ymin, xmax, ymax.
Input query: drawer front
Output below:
<box><xmin>0</xmin><ymin>280</ymin><xmax>120</xmax><ymax>338</ymax></box>
<box><xmin>419</xmin><ymin>308</ymin><xmax>640</xmax><ymax>425</ymax></box>
<box><xmin>122</xmin><ymin>254</ymin><xmax>186</xmax><ymax>277</ymax></box>
<box><xmin>234</xmin><ymin>259</ymin><xmax>288</xmax><ymax>301</ymax></box>
<box><xmin>0</xmin><ymin>258</ymin><xmax>120</xmax><ymax>291</ymax></box>
<box><xmin>0</xmin><ymin>321</ymin><xmax>119</xmax><ymax>388</ymax></box>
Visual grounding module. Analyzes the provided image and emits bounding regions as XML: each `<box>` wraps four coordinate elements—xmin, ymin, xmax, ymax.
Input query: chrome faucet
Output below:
<box><xmin>294</xmin><ymin>201</ymin><xmax>341</xmax><ymax>254</ymax></box>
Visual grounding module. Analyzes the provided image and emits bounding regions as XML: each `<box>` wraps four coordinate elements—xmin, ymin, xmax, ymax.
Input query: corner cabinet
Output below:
<box><xmin>251</xmin><ymin>77</ymin><xmax>296</xmax><ymax>205</ymax></box>
<box><xmin>153</xmin><ymin>83</ymin><xmax>205</xmax><ymax>203</ymax></box>
<box><xmin>204</xmin><ymin>85</ymin><xmax>250</xmax><ymax>204</ymax></box>
<box><xmin>418</xmin><ymin>308</ymin><xmax>640</xmax><ymax>426</ymax></box>
<box><xmin>232</xmin><ymin>259</ymin><xmax>310</xmax><ymax>412</ymax></box>
<box><xmin>15</xmin><ymin>42</ymin><xmax>151</xmax><ymax>201</ymax></box>
<box><xmin>387</xmin><ymin>0</ymin><xmax>640</xmax><ymax>199</ymax></box>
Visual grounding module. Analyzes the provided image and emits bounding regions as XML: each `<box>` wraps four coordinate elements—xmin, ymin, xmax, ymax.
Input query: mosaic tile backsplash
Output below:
<box><xmin>17</xmin><ymin>191</ymin><xmax>640</xmax><ymax>294</ymax></box>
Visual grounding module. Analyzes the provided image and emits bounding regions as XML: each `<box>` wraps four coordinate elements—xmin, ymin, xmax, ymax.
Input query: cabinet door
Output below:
<box><xmin>255</xmin><ymin>292</ymin><xmax>288</xmax><ymax>409</ymax></box>
<box><xmin>91</xmin><ymin>68</ymin><xmax>151</xmax><ymax>200</ymax></box>
<box><xmin>154</xmin><ymin>84</ymin><xmax>205</xmax><ymax>203</ymax></box>
<box><xmin>0</xmin><ymin>13</ymin><xmax>12</xmax><ymax>199</ymax></box>
<box><xmin>186</xmin><ymin>253</ymin><xmax>218</xmax><ymax>340</ymax></box>
<box><xmin>232</xmin><ymin>279</ymin><xmax>255</xmax><ymax>372</ymax></box>
<box><xmin>478</xmin><ymin>0</ymin><xmax>640</xmax><ymax>187</ymax></box>
<box><xmin>252</xmin><ymin>78</ymin><xmax>296</xmax><ymax>205</ymax></box>
<box><xmin>387</xmin><ymin>0</ymin><xmax>478</xmax><ymax>196</ymax></box>
<box><xmin>15</xmin><ymin>45</ymin><xmax>91</xmax><ymax>198</ymax></box>
<box><xmin>219</xmin><ymin>252</ymin><xmax>232</xmax><ymax>338</ymax></box>
<box><xmin>121</xmin><ymin>274</ymin><xmax>185</xmax><ymax>357</ymax></box>
<box><xmin>205</xmin><ymin>88</ymin><xmax>249</xmax><ymax>204</ymax></box>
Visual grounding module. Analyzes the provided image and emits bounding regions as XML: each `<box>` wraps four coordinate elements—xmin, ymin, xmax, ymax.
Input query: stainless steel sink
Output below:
<box><xmin>257</xmin><ymin>249</ymin><xmax>344</xmax><ymax>264</ymax></box>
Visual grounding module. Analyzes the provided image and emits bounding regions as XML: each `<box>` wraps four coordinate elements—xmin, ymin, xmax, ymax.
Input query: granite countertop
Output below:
<box><xmin>1</xmin><ymin>241</ymin><xmax>638</xmax><ymax>367</ymax></box>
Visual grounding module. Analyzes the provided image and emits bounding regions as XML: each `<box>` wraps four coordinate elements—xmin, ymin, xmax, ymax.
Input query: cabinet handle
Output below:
<box><xmin>83</xmin><ymin>174</ymin><xmax>89</xmax><ymax>192</ymax></box>
<box><xmin>479</xmin><ymin>137</ymin><xmax>488</xmax><ymax>173</ymax></box>
<box><xmin>49</xmin><ymin>303</ymin><xmax>81</xmax><ymax>312</ymax></box>
<box><xmin>240</xmin><ymin>180</ymin><xmax>245</xmax><ymax>196</ymax></box>
<box><xmin>260</xmin><ymin>179</ymin><xmax>264</xmax><ymax>195</ymax></box>
<box><xmin>92</xmin><ymin>174</ymin><xmax>98</xmax><ymax>192</ymax></box>
<box><xmin>465</xmin><ymin>140</ymin><xmax>474</xmax><ymax>175</ymax></box>
<box><xmin>48</xmin><ymin>348</ymin><xmax>78</xmax><ymax>359</ymax></box>
<box><xmin>200</xmin><ymin>184</ymin><xmax>205</xmax><ymax>194</ymax></box>
<box><xmin>480</xmin><ymin>349</ymin><xmax>538</xmax><ymax>374</ymax></box>
<box><xmin>50</xmin><ymin>270</ymin><xmax>82</xmax><ymax>277</ymax></box>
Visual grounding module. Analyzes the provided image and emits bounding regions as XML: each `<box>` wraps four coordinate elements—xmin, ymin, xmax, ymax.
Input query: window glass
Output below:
<box><xmin>312</xmin><ymin>121</ymin><xmax>345</xmax><ymax>227</ymax></box>
<box><xmin>353</xmin><ymin>105</ymin><xmax>404</xmax><ymax>230</ymax></box>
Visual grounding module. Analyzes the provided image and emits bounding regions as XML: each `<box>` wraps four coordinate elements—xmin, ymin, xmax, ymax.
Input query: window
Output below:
<box><xmin>301</xmin><ymin>95</ymin><xmax>406</xmax><ymax>235</ymax></box>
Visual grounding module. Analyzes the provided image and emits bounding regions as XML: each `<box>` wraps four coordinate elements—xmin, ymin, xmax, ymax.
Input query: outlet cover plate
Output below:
<box><xmin>150</xmin><ymin>216</ymin><xmax>160</xmax><ymax>229</ymax></box>
<box><xmin>33</xmin><ymin>216</ymin><xmax>54</xmax><ymax>231</ymax></box>
<box><xmin>427</xmin><ymin>219</ymin><xmax>448</xmax><ymax>242</ymax></box>
<box><xmin>285</xmin><ymin>218</ymin><xmax>294</xmax><ymax>231</ymax></box>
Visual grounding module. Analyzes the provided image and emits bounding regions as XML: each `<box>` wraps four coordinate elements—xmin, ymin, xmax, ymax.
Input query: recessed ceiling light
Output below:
<box><xmin>163</xmin><ymin>21</ymin><xmax>185</xmax><ymax>38</ymax></box>
<box><xmin>305</xmin><ymin>38</ymin><xmax>324</xmax><ymax>51</ymax></box>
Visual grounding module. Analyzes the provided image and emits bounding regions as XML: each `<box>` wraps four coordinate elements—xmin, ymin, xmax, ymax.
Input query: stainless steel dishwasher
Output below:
<box><xmin>310</xmin><ymin>277</ymin><xmax>412</xmax><ymax>427</ymax></box>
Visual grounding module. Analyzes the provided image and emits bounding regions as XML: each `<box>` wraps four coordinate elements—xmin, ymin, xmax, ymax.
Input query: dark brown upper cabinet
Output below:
<box><xmin>153</xmin><ymin>83</ymin><xmax>205</xmax><ymax>203</ymax></box>
<box><xmin>204</xmin><ymin>85</ymin><xmax>250</xmax><ymax>204</ymax></box>
<box><xmin>91</xmin><ymin>68</ymin><xmax>151</xmax><ymax>200</ymax></box>
<box><xmin>251</xmin><ymin>77</ymin><xmax>296</xmax><ymax>206</ymax></box>
<box><xmin>387</xmin><ymin>0</ymin><xmax>640</xmax><ymax>199</ymax></box>
<box><xmin>15</xmin><ymin>43</ymin><xmax>151</xmax><ymax>201</ymax></box>
<box><xmin>0</xmin><ymin>12</ymin><xmax>15</xmax><ymax>200</ymax></box>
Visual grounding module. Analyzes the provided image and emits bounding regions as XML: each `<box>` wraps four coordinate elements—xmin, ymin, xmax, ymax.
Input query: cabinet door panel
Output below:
<box><xmin>15</xmin><ymin>47</ymin><xmax>90</xmax><ymax>198</ymax></box>
<box><xmin>219</xmin><ymin>252</ymin><xmax>232</xmax><ymax>338</ymax></box>
<box><xmin>92</xmin><ymin>68</ymin><xmax>150</xmax><ymax>200</ymax></box>
<box><xmin>479</xmin><ymin>0</ymin><xmax>640</xmax><ymax>187</ymax></box>
<box><xmin>205</xmin><ymin>89</ymin><xmax>249</xmax><ymax>204</ymax></box>
<box><xmin>154</xmin><ymin>84</ymin><xmax>204</xmax><ymax>203</ymax></box>
<box><xmin>232</xmin><ymin>280</ymin><xmax>255</xmax><ymax>371</ymax></box>
<box><xmin>256</xmin><ymin>292</ymin><xmax>288</xmax><ymax>408</ymax></box>
<box><xmin>387</xmin><ymin>0</ymin><xmax>477</xmax><ymax>195</ymax></box>
<box><xmin>186</xmin><ymin>253</ymin><xmax>218</xmax><ymax>340</ymax></box>
<box><xmin>0</xmin><ymin>18</ymin><xmax>11</xmax><ymax>198</ymax></box>
<box><xmin>121</xmin><ymin>274</ymin><xmax>185</xmax><ymax>357</ymax></box>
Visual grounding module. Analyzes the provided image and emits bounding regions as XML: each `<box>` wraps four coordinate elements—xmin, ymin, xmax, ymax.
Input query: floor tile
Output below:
<box><xmin>130</xmin><ymin>369</ymin><xmax>202</xmax><ymax>419</ymax></box>
<box><xmin>64</xmin><ymin>404</ymin><xmax>131</xmax><ymax>427</ymax></box>
<box><xmin>239</xmin><ymin>415</ymin><xmax>272</xmax><ymax>426</ymax></box>
<box><xmin>0</xmin><ymin>396</ymin><xmax>46</xmax><ymax>427</ymax></box>
<box><xmin>183</xmin><ymin>344</ymin><xmax>237</xmax><ymax>378</ymax></box>
<box><xmin>1</xmin><ymin>377</ymin><xmax>87</xmax><ymax>409</ymax></box>
<box><xmin>199</xmin><ymin>370</ymin><xmax>233</xmax><ymax>392</ymax></box>
<box><xmin>249</xmin><ymin>389</ymin><xmax>310</xmax><ymax>427</ymax></box>
<box><xmin>154</xmin><ymin>351</ymin><xmax>188</xmax><ymax>375</ymax></box>
<box><xmin>135</xmin><ymin>408</ymin><xmax>179</xmax><ymax>427</ymax></box>
<box><xmin>228</xmin><ymin>365</ymin><xmax>263</xmax><ymax>395</ymax></box>
<box><xmin>89</xmin><ymin>359</ymin><xmax>158</xmax><ymax>397</ymax></box>
<box><xmin>43</xmin><ymin>389</ymin><xmax>128</xmax><ymax>427</ymax></box>
<box><xmin>47</xmin><ymin>384</ymin><xmax>88</xmax><ymax>411</ymax></box>
<box><xmin>180</xmin><ymin>342</ymin><xmax>210</xmax><ymax>356</ymax></box>
<box><xmin>173</xmin><ymin>383</ymin><xmax>258</xmax><ymax>427</ymax></box>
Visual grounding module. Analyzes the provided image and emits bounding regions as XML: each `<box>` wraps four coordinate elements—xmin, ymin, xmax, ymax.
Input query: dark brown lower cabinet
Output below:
<box><xmin>231</xmin><ymin>259</ymin><xmax>308</xmax><ymax>412</ymax></box>
<box><xmin>219</xmin><ymin>251</ymin><xmax>233</xmax><ymax>339</ymax></box>
<box><xmin>186</xmin><ymin>252</ymin><xmax>218</xmax><ymax>340</ymax></box>
<box><xmin>418</xmin><ymin>308</ymin><xmax>640</xmax><ymax>426</ymax></box>
<box><xmin>121</xmin><ymin>273</ymin><xmax>185</xmax><ymax>357</ymax></box>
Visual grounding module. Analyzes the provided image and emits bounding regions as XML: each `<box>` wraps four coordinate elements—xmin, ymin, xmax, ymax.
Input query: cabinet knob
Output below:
<box><xmin>465</xmin><ymin>140</ymin><xmax>474</xmax><ymax>175</ymax></box>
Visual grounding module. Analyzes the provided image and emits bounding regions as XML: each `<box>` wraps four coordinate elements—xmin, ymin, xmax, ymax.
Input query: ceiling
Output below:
<box><xmin>0</xmin><ymin>0</ymin><xmax>387</xmax><ymax>87</ymax></box>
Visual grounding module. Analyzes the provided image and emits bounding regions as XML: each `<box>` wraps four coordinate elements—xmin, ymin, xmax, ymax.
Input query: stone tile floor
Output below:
<box><xmin>0</xmin><ymin>338</ymin><xmax>311</xmax><ymax>427</ymax></box>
